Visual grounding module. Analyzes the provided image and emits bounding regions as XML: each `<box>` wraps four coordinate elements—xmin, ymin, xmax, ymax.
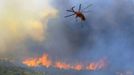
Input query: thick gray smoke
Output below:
<box><xmin>39</xmin><ymin>0</ymin><xmax>134</xmax><ymax>75</ymax></box>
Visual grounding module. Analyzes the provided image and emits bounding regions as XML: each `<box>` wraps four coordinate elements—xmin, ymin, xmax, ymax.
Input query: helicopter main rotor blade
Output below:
<box><xmin>66</xmin><ymin>10</ymin><xmax>74</xmax><ymax>12</ymax></box>
<box><xmin>71</xmin><ymin>6</ymin><xmax>75</xmax><ymax>12</ymax></box>
<box><xmin>83</xmin><ymin>4</ymin><xmax>93</xmax><ymax>10</ymax></box>
<box><xmin>64</xmin><ymin>14</ymin><xmax>75</xmax><ymax>18</ymax></box>
<box><xmin>79</xmin><ymin>4</ymin><xmax>82</xmax><ymax>11</ymax></box>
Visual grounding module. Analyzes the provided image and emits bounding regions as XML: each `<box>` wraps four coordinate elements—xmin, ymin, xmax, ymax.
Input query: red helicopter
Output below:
<box><xmin>65</xmin><ymin>4</ymin><xmax>92</xmax><ymax>21</ymax></box>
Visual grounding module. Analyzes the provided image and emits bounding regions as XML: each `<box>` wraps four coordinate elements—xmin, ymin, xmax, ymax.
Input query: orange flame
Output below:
<box><xmin>22</xmin><ymin>53</ymin><xmax>107</xmax><ymax>71</ymax></box>
<box><xmin>54</xmin><ymin>61</ymin><xmax>72</xmax><ymax>70</ymax></box>
<box><xmin>73</xmin><ymin>64</ymin><xmax>83</xmax><ymax>71</ymax></box>
<box><xmin>38</xmin><ymin>54</ymin><xmax>52</xmax><ymax>68</ymax></box>
<box><xmin>22</xmin><ymin>58</ymin><xmax>39</xmax><ymax>67</ymax></box>
<box><xmin>23</xmin><ymin>54</ymin><xmax>51</xmax><ymax>68</ymax></box>
<box><xmin>86</xmin><ymin>59</ymin><xmax>106</xmax><ymax>71</ymax></box>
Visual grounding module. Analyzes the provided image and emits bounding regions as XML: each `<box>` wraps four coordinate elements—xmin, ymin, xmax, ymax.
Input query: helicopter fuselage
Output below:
<box><xmin>74</xmin><ymin>11</ymin><xmax>86</xmax><ymax>21</ymax></box>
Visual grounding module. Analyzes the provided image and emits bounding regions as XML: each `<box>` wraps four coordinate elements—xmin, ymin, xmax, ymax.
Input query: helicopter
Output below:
<box><xmin>65</xmin><ymin>4</ymin><xmax>92</xmax><ymax>21</ymax></box>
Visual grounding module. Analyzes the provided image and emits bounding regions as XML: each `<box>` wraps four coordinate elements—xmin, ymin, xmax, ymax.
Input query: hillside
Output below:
<box><xmin>0</xmin><ymin>59</ymin><xmax>45</xmax><ymax>75</ymax></box>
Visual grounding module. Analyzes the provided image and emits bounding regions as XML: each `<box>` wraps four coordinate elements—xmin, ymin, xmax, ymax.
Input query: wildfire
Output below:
<box><xmin>86</xmin><ymin>59</ymin><xmax>106</xmax><ymax>71</ymax></box>
<box><xmin>38</xmin><ymin>54</ymin><xmax>52</xmax><ymax>68</ymax></box>
<box><xmin>23</xmin><ymin>54</ymin><xmax>51</xmax><ymax>68</ymax></box>
<box><xmin>73</xmin><ymin>64</ymin><xmax>83</xmax><ymax>71</ymax></box>
<box><xmin>54</xmin><ymin>61</ymin><xmax>72</xmax><ymax>70</ymax></box>
<box><xmin>23</xmin><ymin>58</ymin><xmax>39</xmax><ymax>67</ymax></box>
<box><xmin>22</xmin><ymin>53</ymin><xmax>107</xmax><ymax>71</ymax></box>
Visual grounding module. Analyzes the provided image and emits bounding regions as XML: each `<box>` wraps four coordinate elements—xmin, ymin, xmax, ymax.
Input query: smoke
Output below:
<box><xmin>0</xmin><ymin>0</ymin><xmax>58</xmax><ymax>59</ymax></box>
<box><xmin>41</xmin><ymin>0</ymin><xmax>134</xmax><ymax>75</ymax></box>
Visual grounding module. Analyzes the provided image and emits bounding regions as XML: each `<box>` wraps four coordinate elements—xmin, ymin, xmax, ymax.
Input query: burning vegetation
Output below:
<box><xmin>22</xmin><ymin>53</ymin><xmax>107</xmax><ymax>71</ymax></box>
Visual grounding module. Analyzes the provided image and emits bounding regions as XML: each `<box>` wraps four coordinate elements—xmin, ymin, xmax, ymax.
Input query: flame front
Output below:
<box><xmin>54</xmin><ymin>61</ymin><xmax>72</xmax><ymax>70</ymax></box>
<box><xmin>86</xmin><ymin>59</ymin><xmax>106</xmax><ymax>71</ymax></box>
<box><xmin>22</xmin><ymin>53</ymin><xmax>107</xmax><ymax>71</ymax></box>
<box><xmin>38</xmin><ymin>54</ymin><xmax>52</xmax><ymax>68</ymax></box>
<box><xmin>23</xmin><ymin>54</ymin><xmax>51</xmax><ymax>68</ymax></box>
<box><xmin>23</xmin><ymin>58</ymin><xmax>39</xmax><ymax>67</ymax></box>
